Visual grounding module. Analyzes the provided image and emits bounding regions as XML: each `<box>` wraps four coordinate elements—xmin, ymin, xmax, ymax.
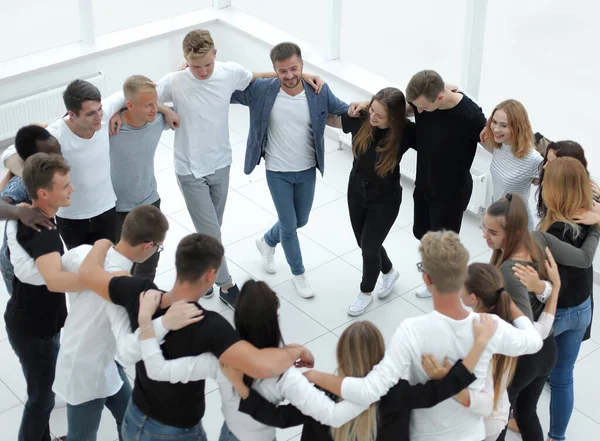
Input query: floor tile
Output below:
<box><xmin>155</xmin><ymin>167</ymin><xmax>188</xmax><ymax>215</ymax></box>
<box><xmin>154</xmin><ymin>142</ymin><xmax>174</xmax><ymax>173</ymax></box>
<box><xmin>0</xmin><ymin>379</ymin><xmax>20</xmax><ymax>414</ymax></box>
<box><xmin>0</xmin><ymin>404</ymin><xmax>24</xmax><ymax>441</ymax></box>
<box><xmin>221</xmin><ymin>191</ymin><xmax>278</xmax><ymax>246</ymax></box>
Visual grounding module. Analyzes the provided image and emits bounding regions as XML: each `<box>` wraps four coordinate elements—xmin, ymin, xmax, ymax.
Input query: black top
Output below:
<box><xmin>109</xmin><ymin>276</ymin><xmax>241</xmax><ymax>428</ymax></box>
<box><xmin>4</xmin><ymin>219</ymin><xmax>66</xmax><ymax>337</ymax></box>
<box><xmin>411</xmin><ymin>94</ymin><xmax>486</xmax><ymax>200</ymax></box>
<box><xmin>239</xmin><ymin>361</ymin><xmax>475</xmax><ymax>441</ymax></box>
<box><xmin>547</xmin><ymin>222</ymin><xmax>593</xmax><ymax>309</ymax></box>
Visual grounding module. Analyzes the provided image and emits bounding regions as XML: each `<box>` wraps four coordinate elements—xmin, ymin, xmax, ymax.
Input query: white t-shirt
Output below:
<box><xmin>265</xmin><ymin>88</ymin><xmax>316</xmax><ymax>172</ymax></box>
<box><xmin>2</xmin><ymin>93</ymin><xmax>123</xmax><ymax>219</ymax></box>
<box><xmin>341</xmin><ymin>310</ymin><xmax>543</xmax><ymax>441</ymax></box>
<box><xmin>157</xmin><ymin>62</ymin><xmax>253</xmax><ymax>178</ymax></box>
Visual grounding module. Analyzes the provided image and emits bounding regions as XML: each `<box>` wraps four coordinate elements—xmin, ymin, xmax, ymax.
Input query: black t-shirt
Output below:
<box><xmin>411</xmin><ymin>94</ymin><xmax>486</xmax><ymax>200</ymax></box>
<box><xmin>109</xmin><ymin>276</ymin><xmax>241</xmax><ymax>428</ymax></box>
<box><xmin>547</xmin><ymin>222</ymin><xmax>593</xmax><ymax>309</ymax></box>
<box><xmin>4</xmin><ymin>219</ymin><xmax>66</xmax><ymax>337</ymax></box>
<box><xmin>341</xmin><ymin>112</ymin><xmax>413</xmax><ymax>187</ymax></box>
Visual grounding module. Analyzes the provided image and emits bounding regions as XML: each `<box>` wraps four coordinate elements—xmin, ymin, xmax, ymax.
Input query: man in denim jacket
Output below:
<box><xmin>232</xmin><ymin>42</ymin><xmax>350</xmax><ymax>298</ymax></box>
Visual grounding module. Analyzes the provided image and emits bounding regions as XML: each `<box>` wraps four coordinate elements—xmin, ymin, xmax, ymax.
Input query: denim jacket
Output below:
<box><xmin>231</xmin><ymin>79</ymin><xmax>349</xmax><ymax>175</ymax></box>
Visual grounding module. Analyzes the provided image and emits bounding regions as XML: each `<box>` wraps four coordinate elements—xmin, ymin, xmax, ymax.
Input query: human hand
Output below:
<box><xmin>513</xmin><ymin>263</ymin><xmax>544</xmax><ymax>293</ymax></box>
<box><xmin>109</xmin><ymin>111</ymin><xmax>123</xmax><ymax>136</ymax></box>
<box><xmin>544</xmin><ymin>247</ymin><xmax>561</xmax><ymax>289</ymax></box>
<box><xmin>179</xmin><ymin>61</ymin><xmax>189</xmax><ymax>71</ymax></box>
<box><xmin>348</xmin><ymin>101</ymin><xmax>368</xmax><ymax>118</ymax></box>
<box><xmin>572</xmin><ymin>208</ymin><xmax>600</xmax><ymax>226</ymax></box>
<box><xmin>473</xmin><ymin>313</ymin><xmax>498</xmax><ymax>344</ymax></box>
<box><xmin>162</xmin><ymin>300</ymin><xmax>203</xmax><ymax>330</ymax></box>
<box><xmin>288</xmin><ymin>344</ymin><xmax>314</xmax><ymax>369</ymax></box>
<box><xmin>164</xmin><ymin>109</ymin><xmax>180</xmax><ymax>130</ymax></box>
<box><xmin>303</xmin><ymin>73</ymin><xmax>324</xmax><ymax>94</ymax></box>
<box><xmin>16</xmin><ymin>206</ymin><xmax>55</xmax><ymax>232</ymax></box>
<box><xmin>479</xmin><ymin>127</ymin><xmax>488</xmax><ymax>144</ymax></box>
<box><xmin>138</xmin><ymin>290</ymin><xmax>162</xmax><ymax>325</ymax></box>
<box><xmin>421</xmin><ymin>353</ymin><xmax>450</xmax><ymax>379</ymax></box>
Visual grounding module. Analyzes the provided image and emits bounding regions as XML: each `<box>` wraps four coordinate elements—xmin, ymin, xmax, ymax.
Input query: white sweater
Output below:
<box><xmin>340</xmin><ymin>311</ymin><xmax>542</xmax><ymax>441</ymax></box>
<box><xmin>140</xmin><ymin>339</ymin><xmax>366</xmax><ymax>441</ymax></box>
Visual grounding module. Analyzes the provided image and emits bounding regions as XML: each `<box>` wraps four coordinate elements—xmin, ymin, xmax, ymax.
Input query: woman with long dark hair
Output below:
<box><xmin>482</xmin><ymin>193</ymin><xmax>558</xmax><ymax>441</ymax></box>
<box><xmin>328</xmin><ymin>87</ymin><xmax>413</xmax><ymax>316</ymax></box>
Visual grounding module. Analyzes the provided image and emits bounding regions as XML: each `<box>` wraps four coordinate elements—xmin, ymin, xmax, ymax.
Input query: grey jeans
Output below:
<box><xmin>176</xmin><ymin>166</ymin><xmax>232</xmax><ymax>287</ymax></box>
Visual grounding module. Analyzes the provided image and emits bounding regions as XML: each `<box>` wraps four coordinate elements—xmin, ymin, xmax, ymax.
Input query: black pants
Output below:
<box><xmin>56</xmin><ymin>207</ymin><xmax>118</xmax><ymax>250</ymax></box>
<box><xmin>115</xmin><ymin>199</ymin><xmax>162</xmax><ymax>282</ymax></box>
<box><xmin>347</xmin><ymin>177</ymin><xmax>401</xmax><ymax>293</ymax></box>
<box><xmin>412</xmin><ymin>182</ymin><xmax>471</xmax><ymax>240</ymax></box>
<box><xmin>497</xmin><ymin>335</ymin><xmax>558</xmax><ymax>441</ymax></box>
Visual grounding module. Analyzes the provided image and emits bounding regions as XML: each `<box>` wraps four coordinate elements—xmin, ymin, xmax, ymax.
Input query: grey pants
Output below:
<box><xmin>176</xmin><ymin>166</ymin><xmax>232</xmax><ymax>287</ymax></box>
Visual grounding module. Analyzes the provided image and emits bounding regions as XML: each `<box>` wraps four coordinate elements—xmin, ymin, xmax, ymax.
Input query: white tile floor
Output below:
<box><xmin>1</xmin><ymin>104</ymin><xmax>599</xmax><ymax>441</ymax></box>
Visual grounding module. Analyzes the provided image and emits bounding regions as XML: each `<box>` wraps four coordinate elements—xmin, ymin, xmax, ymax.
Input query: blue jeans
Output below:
<box><xmin>67</xmin><ymin>363</ymin><xmax>132</xmax><ymax>441</ymax></box>
<box><xmin>0</xmin><ymin>255</ymin><xmax>14</xmax><ymax>295</ymax></box>
<box><xmin>548</xmin><ymin>296</ymin><xmax>592</xmax><ymax>441</ymax></box>
<box><xmin>264</xmin><ymin>168</ymin><xmax>316</xmax><ymax>275</ymax></box>
<box><xmin>121</xmin><ymin>400</ymin><xmax>207</xmax><ymax>441</ymax></box>
<box><xmin>6</xmin><ymin>328</ymin><xmax>60</xmax><ymax>441</ymax></box>
<box><xmin>218</xmin><ymin>422</ymin><xmax>276</xmax><ymax>441</ymax></box>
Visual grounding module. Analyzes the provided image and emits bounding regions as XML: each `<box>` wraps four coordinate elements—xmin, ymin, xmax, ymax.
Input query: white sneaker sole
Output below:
<box><xmin>347</xmin><ymin>297</ymin><xmax>373</xmax><ymax>317</ymax></box>
<box><xmin>255</xmin><ymin>238</ymin><xmax>276</xmax><ymax>274</ymax></box>
<box><xmin>377</xmin><ymin>271</ymin><xmax>400</xmax><ymax>299</ymax></box>
<box><xmin>415</xmin><ymin>286</ymin><xmax>432</xmax><ymax>298</ymax></box>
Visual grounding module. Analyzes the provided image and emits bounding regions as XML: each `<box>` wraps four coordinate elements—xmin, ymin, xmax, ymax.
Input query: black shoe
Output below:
<box><xmin>204</xmin><ymin>286</ymin><xmax>214</xmax><ymax>299</ymax></box>
<box><xmin>220</xmin><ymin>284</ymin><xmax>240</xmax><ymax>310</ymax></box>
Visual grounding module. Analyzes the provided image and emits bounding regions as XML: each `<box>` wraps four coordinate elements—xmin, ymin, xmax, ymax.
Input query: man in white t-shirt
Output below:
<box><xmin>156</xmin><ymin>30</ymin><xmax>323</xmax><ymax>309</ymax></box>
<box><xmin>304</xmin><ymin>231</ymin><xmax>544</xmax><ymax>441</ymax></box>
<box><xmin>2</xmin><ymin>79</ymin><xmax>178</xmax><ymax>250</ymax></box>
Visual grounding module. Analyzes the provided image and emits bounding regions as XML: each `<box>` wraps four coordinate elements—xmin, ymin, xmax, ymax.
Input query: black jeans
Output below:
<box><xmin>347</xmin><ymin>177</ymin><xmax>401</xmax><ymax>293</ymax></box>
<box><xmin>412</xmin><ymin>182</ymin><xmax>471</xmax><ymax>240</ymax></box>
<box><xmin>56</xmin><ymin>207</ymin><xmax>118</xmax><ymax>250</ymax></box>
<box><xmin>6</xmin><ymin>327</ymin><xmax>60</xmax><ymax>441</ymax></box>
<box><xmin>498</xmin><ymin>335</ymin><xmax>558</xmax><ymax>441</ymax></box>
<box><xmin>115</xmin><ymin>199</ymin><xmax>162</xmax><ymax>282</ymax></box>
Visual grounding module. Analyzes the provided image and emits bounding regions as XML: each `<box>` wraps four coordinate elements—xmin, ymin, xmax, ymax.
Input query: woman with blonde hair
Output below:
<box><xmin>223</xmin><ymin>319</ymin><xmax>497</xmax><ymax>441</ymax></box>
<box><xmin>481</xmin><ymin>99</ymin><xmax>543</xmax><ymax>229</ymax></box>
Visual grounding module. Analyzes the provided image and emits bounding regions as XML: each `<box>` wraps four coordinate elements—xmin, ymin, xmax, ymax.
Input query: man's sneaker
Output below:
<box><xmin>255</xmin><ymin>237</ymin><xmax>276</xmax><ymax>274</ymax></box>
<box><xmin>204</xmin><ymin>286</ymin><xmax>214</xmax><ymax>299</ymax></box>
<box><xmin>415</xmin><ymin>286</ymin><xmax>432</xmax><ymax>298</ymax></box>
<box><xmin>292</xmin><ymin>274</ymin><xmax>314</xmax><ymax>298</ymax></box>
<box><xmin>348</xmin><ymin>293</ymin><xmax>373</xmax><ymax>316</ymax></box>
<box><xmin>377</xmin><ymin>269</ymin><xmax>399</xmax><ymax>299</ymax></box>
<box><xmin>220</xmin><ymin>284</ymin><xmax>240</xmax><ymax>310</ymax></box>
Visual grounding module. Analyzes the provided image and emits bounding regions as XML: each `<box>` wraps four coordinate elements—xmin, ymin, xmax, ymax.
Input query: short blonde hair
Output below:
<box><xmin>123</xmin><ymin>75</ymin><xmax>156</xmax><ymax>100</ymax></box>
<box><xmin>182</xmin><ymin>29</ymin><xmax>214</xmax><ymax>60</ymax></box>
<box><xmin>419</xmin><ymin>231</ymin><xmax>469</xmax><ymax>293</ymax></box>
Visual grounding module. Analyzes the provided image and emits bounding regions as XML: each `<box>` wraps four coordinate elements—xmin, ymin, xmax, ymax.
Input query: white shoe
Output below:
<box><xmin>292</xmin><ymin>274</ymin><xmax>314</xmax><ymax>298</ymax></box>
<box><xmin>378</xmin><ymin>269</ymin><xmax>399</xmax><ymax>299</ymax></box>
<box><xmin>256</xmin><ymin>237</ymin><xmax>276</xmax><ymax>274</ymax></box>
<box><xmin>415</xmin><ymin>285</ymin><xmax>432</xmax><ymax>298</ymax></box>
<box><xmin>348</xmin><ymin>293</ymin><xmax>373</xmax><ymax>316</ymax></box>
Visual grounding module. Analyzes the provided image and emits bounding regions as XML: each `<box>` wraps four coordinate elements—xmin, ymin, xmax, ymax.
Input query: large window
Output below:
<box><xmin>0</xmin><ymin>1</ymin><xmax>81</xmax><ymax>63</ymax></box>
<box><xmin>92</xmin><ymin>0</ymin><xmax>213</xmax><ymax>35</ymax></box>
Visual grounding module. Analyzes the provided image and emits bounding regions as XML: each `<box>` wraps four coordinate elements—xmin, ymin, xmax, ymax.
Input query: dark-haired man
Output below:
<box><xmin>2</xmin><ymin>79</ymin><xmax>179</xmax><ymax>250</ymax></box>
<box><xmin>0</xmin><ymin>125</ymin><xmax>61</xmax><ymax>294</ymax></box>
<box><xmin>4</xmin><ymin>153</ymin><xmax>81</xmax><ymax>441</ymax></box>
<box><xmin>78</xmin><ymin>232</ymin><xmax>314</xmax><ymax>441</ymax></box>
<box><xmin>232</xmin><ymin>41</ymin><xmax>350</xmax><ymax>299</ymax></box>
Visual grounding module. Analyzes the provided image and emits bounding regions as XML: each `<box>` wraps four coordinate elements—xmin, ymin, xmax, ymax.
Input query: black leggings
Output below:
<box><xmin>347</xmin><ymin>178</ymin><xmax>401</xmax><ymax>293</ymax></box>
<box><xmin>498</xmin><ymin>335</ymin><xmax>557</xmax><ymax>441</ymax></box>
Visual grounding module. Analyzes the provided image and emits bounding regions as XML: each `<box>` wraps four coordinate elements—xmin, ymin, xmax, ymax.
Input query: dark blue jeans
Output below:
<box><xmin>548</xmin><ymin>296</ymin><xmax>592</xmax><ymax>440</ymax></box>
<box><xmin>66</xmin><ymin>363</ymin><xmax>132</xmax><ymax>441</ymax></box>
<box><xmin>6</xmin><ymin>327</ymin><xmax>60</xmax><ymax>441</ymax></box>
<box><xmin>264</xmin><ymin>168</ymin><xmax>316</xmax><ymax>275</ymax></box>
<box><xmin>121</xmin><ymin>400</ymin><xmax>207</xmax><ymax>441</ymax></box>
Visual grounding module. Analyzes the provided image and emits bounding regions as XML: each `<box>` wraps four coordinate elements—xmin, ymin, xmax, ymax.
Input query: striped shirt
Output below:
<box><xmin>490</xmin><ymin>144</ymin><xmax>543</xmax><ymax>225</ymax></box>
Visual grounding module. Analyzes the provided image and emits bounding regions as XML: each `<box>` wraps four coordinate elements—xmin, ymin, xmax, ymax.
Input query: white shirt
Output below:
<box><xmin>265</xmin><ymin>89</ymin><xmax>316</xmax><ymax>172</ymax></box>
<box><xmin>157</xmin><ymin>62</ymin><xmax>253</xmax><ymax>178</ymax></box>
<box><xmin>341</xmin><ymin>311</ymin><xmax>543</xmax><ymax>441</ymax></box>
<box><xmin>52</xmin><ymin>245</ymin><xmax>168</xmax><ymax>405</ymax></box>
<box><xmin>139</xmin><ymin>338</ymin><xmax>366</xmax><ymax>441</ymax></box>
<box><xmin>1</xmin><ymin>92</ymin><xmax>124</xmax><ymax>220</ymax></box>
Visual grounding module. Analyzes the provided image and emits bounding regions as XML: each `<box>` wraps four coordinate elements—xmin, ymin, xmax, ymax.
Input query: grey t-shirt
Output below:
<box><xmin>109</xmin><ymin>113</ymin><xmax>168</xmax><ymax>212</ymax></box>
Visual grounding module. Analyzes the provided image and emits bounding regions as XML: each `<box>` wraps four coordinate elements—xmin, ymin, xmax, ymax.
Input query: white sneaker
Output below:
<box><xmin>348</xmin><ymin>293</ymin><xmax>373</xmax><ymax>316</ymax></box>
<box><xmin>255</xmin><ymin>237</ymin><xmax>276</xmax><ymax>274</ymax></box>
<box><xmin>415</xmin><ymin>285</ymin><xmax>432</xmax><ymax>298</ymax></box>
<box><xmin>377</xmin><ymin>269</ymin><xmax>399</xmax><ymax>299</ymax></box>
<box><xmin>292</xmin><ymin>274</ymin><xmax>314</xmax><ymax>298</ymax></box>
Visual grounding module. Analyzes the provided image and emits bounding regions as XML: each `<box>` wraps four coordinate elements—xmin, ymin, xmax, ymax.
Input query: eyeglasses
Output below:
<box><xmin>153</xmin><ymin>243</ymin><xmax>164</xmax><ymax>253</ymax></box>
<box><xmin>416</xmin><ymin>261</ymin><xmax>433</xmax><ymax>282</ymax></box>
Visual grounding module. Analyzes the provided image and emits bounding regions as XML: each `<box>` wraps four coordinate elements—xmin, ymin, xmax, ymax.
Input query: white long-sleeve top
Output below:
<box><xmin>468</xmin><ymin>311</ymin><xmax>555</xmax><ymax>439</ymax></box>
<box><xmin>340</xmin><ymin>311</ymin><xmax>542</xmax><ymax>441</ymax></box>
<box><xmin>140</xmin><ymin>338</ymin><xmax>366</xmax><ymax>441</ymax></box>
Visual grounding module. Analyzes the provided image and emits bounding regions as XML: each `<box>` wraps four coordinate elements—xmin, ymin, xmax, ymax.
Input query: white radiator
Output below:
<box><xmin>338</xmin><ymin>131</ymin><xmax>488</xmax><ymax>216</ymax></box>
<box><xmin>0</xmin><ymin>73</ymin><xmax>107</xmax><ymax>141</ymax></box>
